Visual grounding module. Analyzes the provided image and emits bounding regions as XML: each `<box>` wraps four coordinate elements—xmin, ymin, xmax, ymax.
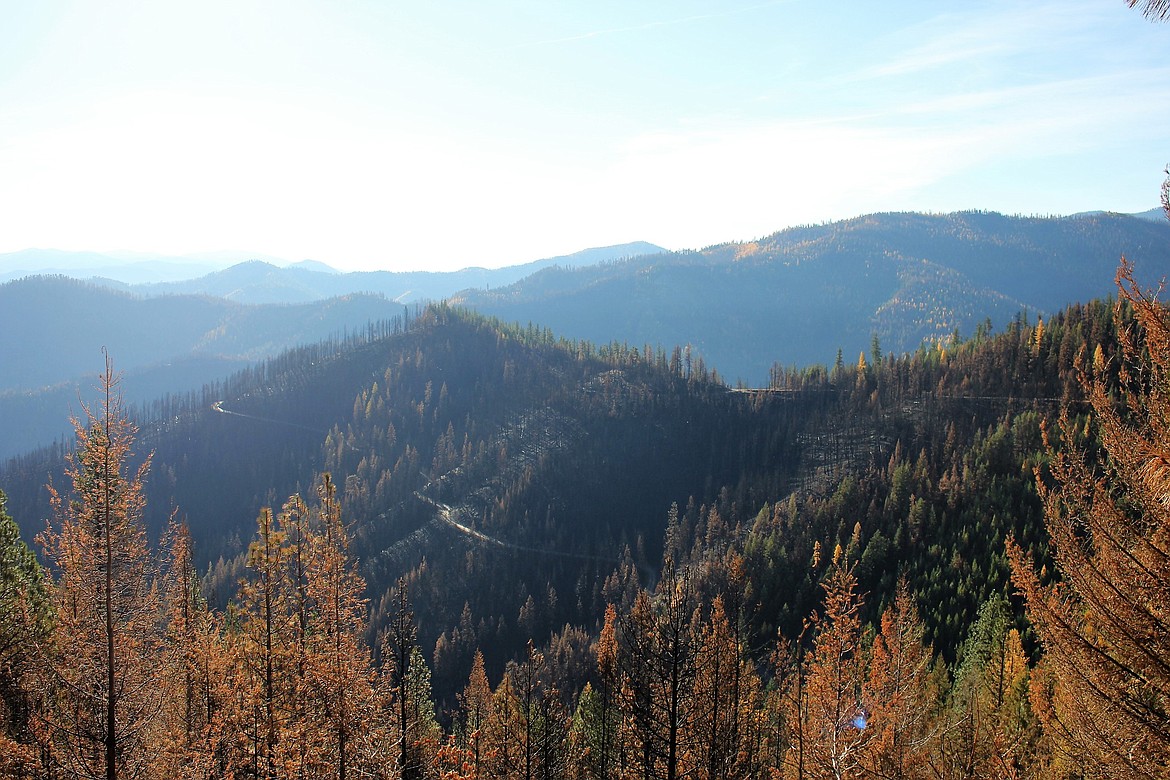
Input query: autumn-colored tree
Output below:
<box><xmin>33</xmin><ymin>357</ymin><xmax>172</xmax><ymax>779</ymax></box>
<box><xmin>857</xmin><ymin>581</ymin><xmax>936</xmax><ymax>780</ymax></box>
<box><xmin>212</xmin><ymin>480</ymin><xmax>385</xmax><ymax>778</ymax></box>
<box><xmin>686</xmin><ymin>595</ymin><xmax>763</xmax><ymax>780</ymax></box>
<box><xmin>232</xmin><ymin>506</ymin><xmax>299</xmax><ymax>779</ymax></box>
<box><xmin>772</xmin><ymin>623</ymin><xmax>810</xmax><ymax>780</ymax></box>
<box><xmin>500</xmin><ymin>640</ymin><xmax>572</xmax><ymax>780</ymax></box>
<box><xmin>573</xmin><ymin>604</ymin><xmax>621</xmax><ymax>780</ymax></box>
<box><xmin>1009</xmin><ymin>259</ymin><xmax>1170</xmax><ymax>778</ymax></box>
<box><xmin>162</xmin><ymin>520</ymin><xmax>201</xmax><ymax>752</ymax></box>
<box><xmin>437</xmin><ymin>731</ymin><xmax>478</xmax><ymax>780</ymax></box>
<box><xmin>458</xmin><ymin>649</ymin><xmax>493</xmax><ymax>780</ymax></box>
<box><xmin>155</xmin><ymin>518</ymin><xmax>235</xmax><ymax>780</ymax></box>
<box><xmin>484</xmin><ymin>669</ymin><xmax>524</xmax><ymax>780</ymax></box>
<box><xmin>301</xmin><ymin>474</ymin><xmax>381</xmax><ymax>779</ymax></box>
<box><xmin>795</xmin><ymin>564</ymin><xmax>868</xmax><ymax>780</ymax></box>
<box><xmin>273</xmin><ymin>489</ymin><xmax>326</xmax><ymax>776</ymax></box>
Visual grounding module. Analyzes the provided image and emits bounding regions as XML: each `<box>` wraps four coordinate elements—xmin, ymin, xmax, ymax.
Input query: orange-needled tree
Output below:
<box><xmin>1009</xmin><ymin>259</ymin><xmax>1170</xmax><ymax>778</ymax></box>
<box><xmin>34</xmin><ymin>355</ymin><xmax>171</xmax><ymax>779</ymax></box>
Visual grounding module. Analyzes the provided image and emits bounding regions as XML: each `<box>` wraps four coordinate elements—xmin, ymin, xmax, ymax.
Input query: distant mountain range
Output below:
<box><xmin>127</xmin><ymin>242</ymin><xmax>666</xmax><ymax>304</ymax></box>
<box><xmin>455</xmin><ymin>210</ymin><xmax>1170</xmax><ymax>381</ymax></box>
<box><xmin>2</xmin><ymin>210</ymin><xmax>1167</xmax><ymax>459</ymax></box>
<box><xmin>0</xmin><ymin>243</ymin><xmax>664</xmax><ymax>458</ymax></box>
<box><xmin>0</xmin><ymin>248</ymin><xmax>289</xmax><ymax>285</ymax></box>
<box><xmin>0</xmin><ymin>277</ymin><xmax>411</xmax><ymax>459</ymax></box>
<box><xmin>1074</xmin><ymin>206</ymin><xmax>1165</xmax><ymax>222</ymax></box>
<box><xmin>0</xmin><ymin>242</ymin><xmax>666</xmax><ymax>301</ymax></box>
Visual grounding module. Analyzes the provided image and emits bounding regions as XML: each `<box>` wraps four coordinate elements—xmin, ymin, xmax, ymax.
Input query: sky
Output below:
<box><xmin>0</xmin><ymin>1</ymin><xmax>1167</xmax><ymax>273</ymax></box>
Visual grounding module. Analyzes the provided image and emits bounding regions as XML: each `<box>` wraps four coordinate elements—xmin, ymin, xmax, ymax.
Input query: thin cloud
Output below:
<box><xmin>883</xmin><ymin>67</ymin><xmax>1170</xmax><ymax>120</ymax></box>
<box><xmin>857</xmin><ymin>2</ymin><xmax>1105</xmax><ymax>81</ymax></box>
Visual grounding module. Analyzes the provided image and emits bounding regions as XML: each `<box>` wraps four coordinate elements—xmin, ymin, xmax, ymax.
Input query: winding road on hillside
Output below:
<box><xmin>413</xmin><ymin>490</ymin><xmax>506</xmax><ymax>549</ymax></box>
<box><xmin>212</xmin><ymin>397</ymin><xmax>643</xmax><ymax>576</ymax></box>
<box><xmin>211</xmin><ymin>399</ymin><xmax>332</xmax><ymax>435</ymax></box>
<box><xmin>412</xmin><ymin>484</ymin><xmax>642</xmax><ymax>573</ymax></box>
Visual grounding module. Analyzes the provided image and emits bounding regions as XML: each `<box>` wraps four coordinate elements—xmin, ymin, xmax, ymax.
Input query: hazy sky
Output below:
<box><xmin>1</xmin><ymin>1</ymin><xmax>1167</xmax><ymax>272</ymax></box>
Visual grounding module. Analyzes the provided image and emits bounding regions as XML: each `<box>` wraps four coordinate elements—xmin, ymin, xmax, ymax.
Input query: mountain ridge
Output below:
<box><xmin>0</xmin><ymin>297</ymin><xmax>1111</xmax><ymax>697</ymax></box>
<box><xmin>455</xmin><ymin>210</ymin><xmax>1170</xmax><ymax>382</ymax></box>
<box><xmin>0</xmin><ymin>241</ymin><xmax>667</xmax><ymax>296</ymax></box>
<box><xmin>3</xmin><ymin>209</ymin><xmax>1166</xmax><ymax>456</ymax></box>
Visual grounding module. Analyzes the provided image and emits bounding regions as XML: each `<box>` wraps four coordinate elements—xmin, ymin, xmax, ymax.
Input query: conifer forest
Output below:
<box><xmin>0</xmin><ymin>254</ymin><xmax>1167</xmax><ymax>779</ymax></box>
<box><xmin>6</xmin><ymin>0</ymin><xmax>1170</xmax><ymax>777</ymax></box>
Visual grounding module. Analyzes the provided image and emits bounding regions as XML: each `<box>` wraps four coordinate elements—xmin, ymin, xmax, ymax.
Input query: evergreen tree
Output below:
<box><xmin>688</xmin><ymin>596</ymin><xmax>748</xmax><ymax>780</ymax></box>
<box><xmin>932</xmin><ymin>594</ymin><xmax>1034</xmax><ymax>778</ymax></box>
<box><xmin>1010</xmin><ymin>260</ymin><xmax>1170</xmax><ymax>778</ymax></box>
<box><xmin>575</xmin><ymin>604</ymin><xmax>620</xmax><ymax>780</ymax></box>
<box><xmin>857</xmin><ymin>582</ymin><xmax>936</xmax><ymax>780</ymax></box>
<box><xmin>617</xmin><ymin>563</ymin><xmax>698</xmax><ymax>780</ymax></box>
<box><xmin>0</xmin><ymin>488</ymin><xmax>49</xmax><ymax>775</ymax></box>
<box><xmin>458</xmin><ymin>649</ymin><xmax>492</xmax><ymax>780</ymax></box>
<box><xmin>302</xmin><ymin>474</ymin><xmax>380</xmax><ymax>779</ymax></box>
<box><xmin>383</xmin><ymin>580</ymin><xmax>439</xmax><ymax>780</ymax></box>
<box><xmin>233</xmin><ymin>506</ymin><xmax>298</xmax><ymax>779</ymax></box>
<box><xmin>797</xmin><ymin>564</ymin><xmax>869</xmax><ymax>780</ymax></box>
<box><xmin>157</xmin><ymin>519</ymin><xmax>231</xmax><ymax>779</ymax></box>
<box><xmin>33</xmin><ymin>356</ymin><xmax>171</xmax><ymax>779</ymax></box>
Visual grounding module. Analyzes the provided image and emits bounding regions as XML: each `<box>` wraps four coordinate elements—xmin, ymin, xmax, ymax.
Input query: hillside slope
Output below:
<box><xmin>0</xmin><ymin>276</ymin><xmax>406</xmax><ymax>457</ymax></box>
<box><xmin>455</xmin><ymin>211</ymin><xmax>1170</xmax><ymax>382</ymax></box>
<box><xmin>1</xmin><ymin>296</ymin><xmax>1116</xmax><ymax>701</ymax></box>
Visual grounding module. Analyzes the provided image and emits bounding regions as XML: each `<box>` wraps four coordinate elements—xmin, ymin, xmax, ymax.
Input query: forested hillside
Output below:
<box><xmin>8</xmin><ymin>213</ymin><xmax>1167</xmax><ymax>462</ymax></box>
<box><xmin>4</xmin><ymin>256</ymin><xmax>1158</xmax><ymax>776</ymax></box>
<box><xmin>0</xmin><ymin>276</ymin><xmax>408</xmax><ymax>459</ymax></box>
<box><xmin>456</xmin><ymin>210</ymin><xmax>1170</xmax><ymax>383</ymax></box>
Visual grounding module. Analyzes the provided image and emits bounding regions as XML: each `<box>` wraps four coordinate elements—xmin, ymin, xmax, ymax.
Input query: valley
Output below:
<box><xmin>0</xmin><ymin>220</ymin><xmax>1165</xmax><ymax>778</ymax></box>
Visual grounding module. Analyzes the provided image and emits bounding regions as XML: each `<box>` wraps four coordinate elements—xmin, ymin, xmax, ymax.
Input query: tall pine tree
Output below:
<box><xmin>34</xmin><ymin>356</ymin><xmax>171</xmax><ymax>779</ymax></box>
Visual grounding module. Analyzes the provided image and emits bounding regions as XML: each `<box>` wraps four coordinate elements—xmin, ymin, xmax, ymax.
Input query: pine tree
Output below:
<box><xmin>234</xmin><ymin>506</ymin><xmax>297</xmax><ymax>779</ymax></box>
<box><xmin>383</xmin><ymin>580</ymin><xmax>439</xmax><ymax>780</ymax></box>
<box><xmin>798</xmin><ymin>564</ymin><xmax>868</xmax><ymax>780</ymax></box>
<box><xmin>1009</xmin><ymin>259</ymin><xmax>1170</xmax><ymax>777</ymax></box>
<box><xmin>405</xmin><ymin>644</ymin><xmax>442</xmax><ymax>779</ymax></box>
<box><xmin>687</xmin><ymin>596</ymin><xmax>752</xmax><ymax>780</ymax></box>
<box><xmin>157</xmin><ymin>519</ymin><xmax>230</xmax><ymax>779</ymax></box>
<box><xmin>576</xmin><ymin>604</ymin><xmax>620</xmax><ymax>780</ymax></box>
<box><xmin>301</xmin><ymin>474</ymin><xmax>380</xmax><ymax>779</ymax></box>
<box><xmin>772</xmin><ymin>611</ymin><xmax>815</xmax><ymax>778</ymax></box>
<box><xmin>484</xmin><ymin>669</ymin><xmax>524</xmax><ymax>780</ymax></box>
<box><xmin>458</xmin><ymin>649</ymin><xmax>492</xmax><ymax>780</ymax></box>
<box><xmin>509</xmin><ymin>642</ymin><xmax>543</xmax><ymax>780</ymax></box>
<box><xmin>858</xmin><ymin>582</ymin><xmax>936</xmax><ymax>780</ymax></box>
<box><xmin>617</xmin><ymin>563</ymin><xmax>698</xmax><ymax>780</ymax></box>
<box><xmin>931</xmin><ymin>595</ymin><xmax>1033</xmax><ymax>778</ymax></box>
<box><xmin>0</xmin><ymin>488</ymin><xmax>49</xmax><ymax>775</ymax></box>
<box><xmin>33</xmin><ymin>356</ymin><xmax>171</xmax><ymax>779</ymax></box>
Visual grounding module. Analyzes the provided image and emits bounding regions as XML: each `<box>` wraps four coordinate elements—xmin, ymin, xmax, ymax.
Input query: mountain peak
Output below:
<box><xmin>288</xmin><ymin>259</ymin><xmax>339</xmax><ymax>274</ymax></box>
